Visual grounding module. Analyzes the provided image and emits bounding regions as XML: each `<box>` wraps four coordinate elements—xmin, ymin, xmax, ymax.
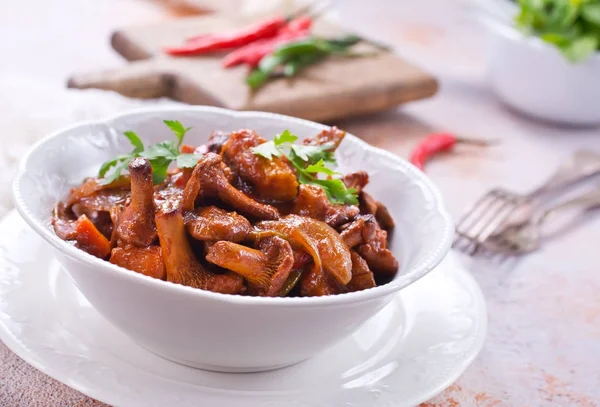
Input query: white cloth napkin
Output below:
<box><xmin>0</xmin><ymin>74</ymin><xmax>181</xmax><ymax>217</ymax></box>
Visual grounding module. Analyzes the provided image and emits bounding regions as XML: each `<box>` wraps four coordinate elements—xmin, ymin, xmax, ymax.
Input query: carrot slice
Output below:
<box><xmin>180</xmin><ymin>144</ymin><xmax>196</xmax><ymax>154</ymax></box>
<box><xmin>75</xmin><ymin>215</ymin><xmax>111</xmax><ymax>259</ymax></box>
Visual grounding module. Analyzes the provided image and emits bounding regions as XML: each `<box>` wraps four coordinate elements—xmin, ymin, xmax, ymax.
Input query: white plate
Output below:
<box><xmin>0</xmin><ymin>210</ymin><xmax>486</xmax><ymax>407</ymax></box>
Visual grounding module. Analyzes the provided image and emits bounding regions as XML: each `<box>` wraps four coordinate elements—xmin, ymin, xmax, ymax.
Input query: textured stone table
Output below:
<box><xmin>1</xmin><ymin>0</ymin><xmax>600</xmax><ymax>406</ymax></box>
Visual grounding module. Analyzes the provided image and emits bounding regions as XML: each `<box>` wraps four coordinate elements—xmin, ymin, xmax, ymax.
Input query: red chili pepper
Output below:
<box><xmin>282</xmin><ymin>15</ymin><xmax>313</xmax><ymax>33</ymax></box>
<box><xmin>164</xmin><ymin>16</ymin><xmax>287</xmax><ymax>56</ymax></box>
<box><xmin>222</xmin><ymin>20</ymin><xmax>311</xmax><ymax>68</ymax></box>
<box><xmin>409</xmin><ymin>132</ymin><xmax>493</xmax><ymax>171</ymax></box>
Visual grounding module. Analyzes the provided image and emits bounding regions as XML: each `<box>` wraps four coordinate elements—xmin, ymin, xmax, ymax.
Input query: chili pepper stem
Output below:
<box><xmin>361</xmin><ymin>37</ymin><xmax>393</xmax><ymax>51</ymax></box>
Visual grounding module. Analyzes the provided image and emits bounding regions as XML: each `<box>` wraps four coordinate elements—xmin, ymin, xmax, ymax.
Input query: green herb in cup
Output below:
<box><xmin>515</xmin><ymin>0</ymin><xmax>600</xmax><ymax>62</ymax></box>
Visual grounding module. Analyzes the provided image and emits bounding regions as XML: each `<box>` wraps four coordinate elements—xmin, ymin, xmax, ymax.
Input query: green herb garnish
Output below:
<box><xmin>246</xmin><ymin>35</ymin><xmax>366</xmax><ymax>90</ymax></box>
<box><xmin>163</xmin><ymin>119</ymin><xmax>192</xmax><ymax>149</ymax></box>
<box><xmin>99</xmin><ymin>120</ymin><xmax>202</xmax><ymax>185</ymax></box>
<box><xmin>515</xmin><ymin>0</ymin><xmax>600</xmax><ymax>62</ymax></box>
<box><xmin>252</xmin><ymin>130</ymin><xmax>358</xmax><ymax>205</ymax></box>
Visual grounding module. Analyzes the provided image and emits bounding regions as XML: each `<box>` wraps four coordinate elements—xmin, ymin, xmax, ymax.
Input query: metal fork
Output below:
<box><xmin>483</xmin><ymin>187</ymin><xmax>600</xmax><ymax>255</ymax></box>
<box><xmin>453</xmin><ymin>150</ymin><xmax>600</xmax><ymax>255</ymax></box>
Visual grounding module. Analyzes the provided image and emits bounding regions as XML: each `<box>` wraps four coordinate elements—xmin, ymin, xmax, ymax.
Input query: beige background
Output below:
<box><xmin>1</xmin><ymin>0</ymin><xmax>600</xmax><ymax>406</ymax></box>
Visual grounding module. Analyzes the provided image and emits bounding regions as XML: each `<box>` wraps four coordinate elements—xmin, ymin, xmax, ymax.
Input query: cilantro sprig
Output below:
<box><xmin>252</xmin><ymin>130</ymin><xmax>358</xmax><ymax>205</ymax></box>
<box><xmin>99</xmin><ymin>120</ymin><xmax>202</xmax><ymax>185</ymax></box>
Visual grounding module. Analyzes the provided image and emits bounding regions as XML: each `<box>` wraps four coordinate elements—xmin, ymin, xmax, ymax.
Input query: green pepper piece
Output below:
<box><xmin>258</xmin><ymin>54</ymin><xmax>286</xmax><ymax>72</ymax></box>
<box><xmin>246</xmin><ymin>54</ymin><xmax>287</xmax><ymax>90</ymax></box>
<box><xmin>248</xmin><ymin>34</ymin><xmax>366</xmax><ymax>90</ymax></box>
<box><xmin>274</xmin><ymin>35</ymin><xmax>363</xmax><ymax>60</ymax></box>
<box><xmin>325</xmin><ymin>34</ymin><xmax>362</xmax><ymax>49</ymax></box>
<box><xmin>279</xmin><ymin>269</ymin><xmax>303</xmax><ymax>297</ymax></box>
<box><xmin>246</xmin><ymin>69</ymin><xmax>270</xmax><ymax>90</ymax></box>
<box><xmin>273</xmin><ymin>39</ymin><xmax>327</xmax><ymax>58</ymax></box>
<box><xmin>283</xmin><ymin>53</ymin><xmax>323</xmax><ymax>77</ymax></box>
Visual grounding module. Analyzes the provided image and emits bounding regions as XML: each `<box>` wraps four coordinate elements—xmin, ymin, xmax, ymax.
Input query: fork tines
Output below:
<box><xmin>453</xmin><ymin>189</ymin><xmax>524</xmax><ymax>255</ymax></box>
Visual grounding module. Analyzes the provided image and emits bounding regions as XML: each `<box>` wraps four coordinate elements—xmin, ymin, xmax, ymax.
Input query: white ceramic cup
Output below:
<box><xmin>486</xmin><ymin>22</ymin><xmax>600</xmax><ymax>126</ymax></box>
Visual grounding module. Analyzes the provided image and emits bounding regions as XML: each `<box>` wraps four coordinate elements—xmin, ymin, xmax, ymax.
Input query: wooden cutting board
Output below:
<box><xmin>68</xmin><ymin>14</ymin><xmax>438</xmax><ymax>122</ymax></box>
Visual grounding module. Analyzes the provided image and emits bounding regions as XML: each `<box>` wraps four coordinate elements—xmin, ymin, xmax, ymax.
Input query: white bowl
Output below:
<box><xmin>486</xmin><ymin>22</ymin><xmax>600</xmax><ymax>125</ymax></box>
<box><xmin>12</xmin><ymin>106</ymin><xmax>453</xmax><ymax>372</ymax></box>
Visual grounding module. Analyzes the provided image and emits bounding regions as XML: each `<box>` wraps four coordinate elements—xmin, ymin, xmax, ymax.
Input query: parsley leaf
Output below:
<box><xmin>141</xmin><ymin>141</ymin><xmax>179</xmax><ymax>161</ymax></box>
<box><xmin>124</xmin><ymin>131</ymin><xmax>144</xmax><ymax>153</ymax></box>
<box><xmin>177</xmin><ymin>154</ymin><xmax>203</xmax><ymax>168</ymax></box>
<box><xmin>304</xmin><ymin>159</ymin><xmax>338</xmax><ymax>176</ymax></box>
<box><xmin>314</xmin><ymin>179</ymin><xmax>359</xmax><ymax>205</ymax></box>
<box><xmin>149</xmin><ymin>157</ymin><xmax>172</xmax><ymax>185</ymax></box>
<box><xmin>98</xmin><ymin>154</ymin><xmax>132</xmax><ymax>178</ymax></box>
<box><xmin>252</xmin><ymin>141</ymin><xmax>282</xmax><ymax>160</ymax></box>
<box><xmin>291</xmin><ymin>143</ymin><xmax>335</xmax><ymax>164</ymax></box>
<box><xmin>163</xmin><ymin>120</ymin><xmax>192</xmax><ymax>149</ymax></box>
<box><xmin>98</xmin><ymin>120</ymin><xmax>201</xmax><ymax>185</ymax></box>
<box><xmin>251</xmin><ymin>130</ymin><xmax>298</xmax><ymax>159</ymax></box>
<box><xmin>98</xmin><ymin>134</ymin><xmax>142</xmax><ymax>185</ymax></box>
<box><xmin>275</xmin><ymin>129</ymin><xmax>298</xmax><ymax>145</ymax></box>
<box><xmin>251</xmin><ymin>129</ymin><xmax>358</xmax><ymax>205</ymax></box>
<box><xmin>100</xmin><ymin>158</ymin><xmax>132</xmax><ymax>186</ymax></box>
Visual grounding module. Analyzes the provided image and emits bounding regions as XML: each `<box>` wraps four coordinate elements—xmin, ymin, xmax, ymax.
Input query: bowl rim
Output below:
<box><xmin>12</xmin><ymin>105</ymin><xmax>454</xmax><ymax>308</ymax></box>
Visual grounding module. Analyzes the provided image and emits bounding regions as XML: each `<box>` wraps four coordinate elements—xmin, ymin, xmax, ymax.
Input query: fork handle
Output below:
<box><xmin>538</xmin><ymin>187</ymin><xmax>600</xmax><ymax>223</ymax></box>
<box><xmin>528</xmin><ymin>150</ymin><xmax>600</xmax><ymax>200</ymax></box>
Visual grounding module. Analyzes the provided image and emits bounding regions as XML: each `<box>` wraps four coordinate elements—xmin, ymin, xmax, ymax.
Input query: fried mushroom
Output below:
<box><xmin>115</xmin><ymin>158</ymin><xmax>157</xmax><ymax>246</ymax></box>
<box><xmin>339</xmin><ymin>215</ymin><xmax>377</xmax><ymax>248</ymax></box>
<box><xmin>358</xmin><ymin>191</ymin><xmax>395</xmax><ymax>231</ymax></box>
<box><xmin>185</xmin><ymin>206</ymin><xmax>252</xmax><ymax>242</ymax></box>
<box><xmin>155</xmin><ymin>207</ymin><xmax>244</xmax><ymax>294</ymax></box>
<box><xmin>356</xmin><ymin>229</ymin><xmax>399</xmax><ymax>278</ymax></box>
<box><xmin>299</xmin><ymin>264</ymin><xmax>347</xmax><ymax>297</ymax></box>
<box><xmin>52</xmin><ymin>202</ymin><xmax>78</xmax><ymax>240</ymax></box>
<box><xmin>342</xmin><ymin>171</ymin><xmax>369</xmax><ymax>193</ymax></box>
<box><xmin>221</xmin><ymin>129</ymin><xmax>298</xmax><ymax>202</ymax></box>
<box><xmin>292</xmin><ymin>184</ymin><xmax>359</xmax><ymax>228</ymax></box>
<box><xmin>206</xmin><ymin>235</ymin><xmax>294</xmax><ymax>296</ymax></box>
<box><xmin>181</xmin><ymin>153</ymin><xmax>279</xmax><ymax>220</ymax></box>
<box><xmin>302</xmin><ymin>126</ymin><xmax>346</xmax><ymax>151</ymax></box>
<box><xmin>65</xmin><ymin>176</ymin><xmax>130</xmax><ymax>208</ymax></box>
<box><xmin>256</xmin><ymin>215</ymin><xmax>352</xmax><ymax>285</ymax></box>
<box><xmin>346</xmin><ymin>251</ymin><xmax>376</xmax><ymax>292</ymax></box>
